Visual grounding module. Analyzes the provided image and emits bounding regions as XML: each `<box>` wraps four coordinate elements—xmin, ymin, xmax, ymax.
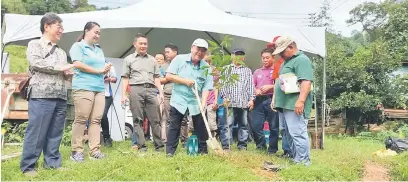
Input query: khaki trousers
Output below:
<box><xmin>71</xmin><ymin>90</ymin><xmax>105</xmax><ymax>155</ymax></box>
<box><xmin>206</xmin><ymin>105</ymin><xmax>218</xmax><ymax>131</ymax></box>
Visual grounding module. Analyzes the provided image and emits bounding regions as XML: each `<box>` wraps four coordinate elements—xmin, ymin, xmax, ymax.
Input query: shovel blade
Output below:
<box><xmin>206</xmin><ymin>138</ymin><xmax>222</xmax><ymax>151</ymax></box>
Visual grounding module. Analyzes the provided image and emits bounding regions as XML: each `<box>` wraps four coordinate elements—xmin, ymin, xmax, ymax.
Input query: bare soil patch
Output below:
<box><xmin>363</xmin><ymin>161</ymin><xmax>391</xmax><ymax>181</ymax></box>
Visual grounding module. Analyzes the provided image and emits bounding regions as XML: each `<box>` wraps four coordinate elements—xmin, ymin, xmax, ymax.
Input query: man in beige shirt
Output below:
<box><xmin>121</xmin><ymin>34</ymin><xmax>164</xmax><ymax>152</ymax></box>
<box><xmin>160</xmin><ymin>44</ymin><xmax>189</xmax><ymax>146</ymax></box>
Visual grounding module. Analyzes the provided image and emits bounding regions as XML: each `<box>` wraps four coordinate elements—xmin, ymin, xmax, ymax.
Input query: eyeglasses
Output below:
<box><xmin>53</xmin><ymin>24</ymin><xmax>64</xmax><ymax>31</ymax></box>
<box><xmin>196</xmin><ymin>47</ymin><xmax>207</xmax><ymax>53</ymax></box>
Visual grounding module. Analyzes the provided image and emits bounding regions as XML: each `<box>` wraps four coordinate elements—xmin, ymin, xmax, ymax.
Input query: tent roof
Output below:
<box><xmin>3</xmin><ymin>0</ymin><xmax>326</xmax><ymax>60</ymax></box>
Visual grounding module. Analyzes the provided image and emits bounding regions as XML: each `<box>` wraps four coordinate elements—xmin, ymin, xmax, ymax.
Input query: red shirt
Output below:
<box><xmin>272</xmin><ymin>58</ymin><xmax>284</xmax><ymax>80</ymax></box>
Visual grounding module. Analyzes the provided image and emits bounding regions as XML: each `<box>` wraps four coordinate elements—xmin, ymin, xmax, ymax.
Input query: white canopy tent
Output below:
<box><xmin>2</xmin><ymin>0</ymin><xmax>327</xmax><ymax>143</ymax></box>
<box><xmin>3</xmin><ymin>0</ymin><xmax>326</xmax><ymax>61</ymax></box>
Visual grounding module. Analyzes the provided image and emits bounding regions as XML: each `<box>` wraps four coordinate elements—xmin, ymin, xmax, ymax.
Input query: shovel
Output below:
<box><xmin>191</xmin><ymin>82</ymin><xmax>223</xmax><ymax>153</ymax></box>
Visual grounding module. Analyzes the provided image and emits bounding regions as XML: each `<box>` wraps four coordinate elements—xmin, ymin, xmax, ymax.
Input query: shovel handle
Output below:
<box><xmin>191</xmin><ymin>83</ymin><xmax>213</xmax><ymax>139</ymax></box>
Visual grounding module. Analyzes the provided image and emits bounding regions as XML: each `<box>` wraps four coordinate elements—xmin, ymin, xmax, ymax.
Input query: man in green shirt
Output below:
<box><xmin>271</xmin><ymin>36</ymin><xmax>313</xmax><ymax>166</ymax></box>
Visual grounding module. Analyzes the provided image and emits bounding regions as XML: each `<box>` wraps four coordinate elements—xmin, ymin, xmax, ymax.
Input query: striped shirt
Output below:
<box><xmin>220</xmin><ymin>64</ymin><xmax>255</xmax><ymax>108</ymax></box>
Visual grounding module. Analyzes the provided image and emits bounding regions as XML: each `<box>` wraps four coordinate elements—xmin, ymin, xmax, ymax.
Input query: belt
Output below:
<box><xmin>130</xmin><ymin>83</ymin><xmax>155</xmax><ymax>88</ymax></box>
<box><xmin>256</xmin><ymin>95</ymin><xmax>272</xmax><ymax>100</ymax></box>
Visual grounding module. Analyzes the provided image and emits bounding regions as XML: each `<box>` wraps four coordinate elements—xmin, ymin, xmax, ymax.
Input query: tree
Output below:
<box><xmin>325</xmin><ymin>35</ymin><xmax>403</xmax><ymax>134</ymax></box>
<box><xmin>1</xmin><ymin>0</ymin><xmax>28</xmax><ymax>15</ymax></box>
<box><xmin>346</xmin><ymin>2</ymin><xmax>387</xmax><ymax>42</ymax></box>
<box><xmin>97</xmin><ymin>6</ymin><xmax>111</xmax><ymax>11</ymax></box>
<box><xmin>349</xmin><ymin>30</ymin><xmax>367</xmax><ymax>45</ymax></box>
<box><xmin>24</xmin><ymin>0</ymin><xmax>47</xmax><ymax>15</ymax></box>
<box><xmin>74</xmin><ymin>5</ymin><xmax>97</xmax><ymax>13</ymax></box>
<box><xmin>207</xmin><ymin>36</ymin><xmax>241</xmax><ymax>89</ymax></box>
<box><xmin>383</xmin><ymin>0</ymin><xmax>408</xmax><ymax>60</ymax></box>
<box><xmin>72</xmin><ymin>0</ymin><xmax>96</xmax><ymax>12</ymax></box>
<box><xmin>1</xmin><ymin>0</ymin><xmax>97</xmax><ymax>74</ymax></box>
<box><xmin>308</xmin><ymin>0</ymin><xmax>334</xmax><ymax>32</ymax></box>
<box><xmin>3</xmin><ymin>0</ymin><xmax>74</xmax><ymax>15</ymax></box>
<box><xmin>206</xmin><ymin>36</ymin><xmax>243</xmax><ymax>118</ymax></box>
<box><xmin>46</xmin><ymin>0</ymin><xmax>73</xmax><ymax>14</ymax></box>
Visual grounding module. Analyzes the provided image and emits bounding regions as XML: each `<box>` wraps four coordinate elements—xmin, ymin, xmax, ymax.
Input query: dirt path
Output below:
<box><xmin>221</xmin><ymin>154</ymin><xmax>278</xmax><ymax>180</ymax></box>
<box><xmin>363</xmin><ymin>161</ymin><xmax>391</xmax><ymax>181</ymax></box>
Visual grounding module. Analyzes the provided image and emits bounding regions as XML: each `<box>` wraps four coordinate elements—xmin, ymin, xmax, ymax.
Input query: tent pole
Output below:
<box><xmin>111</xmin><ymin>77</ymin><xmax>126</xmax><ymax>140</ymax></box>
<box><xmin>119</xmin><ymin>45</ymin><xmax>133</xmax><ymax>58</ymax></box>
<box><xmin>204</xmin><ymin>31</ymin><xmax>231</xmax><ymax>55</ymax></box>
<box><xmin>313</xmin><ymin>85</ymin><xmax>318</xmax><ymax>149</ymax></box>
<box><xmin>119</xmin><ymin>28</ymin><xmax>155</xmax><ymax>58</ymax></box>
<box><xmin>321</xmin><ymin>57</ymin><xmax>326</xmax><ymax>149</ymax></box>
<box><xmin>1</xmin><ymin>42</ymin><xmax>10</xmax><ymax>73</ymax></box>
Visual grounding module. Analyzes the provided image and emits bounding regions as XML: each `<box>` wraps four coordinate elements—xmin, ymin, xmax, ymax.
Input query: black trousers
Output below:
<box><xmin>166</xmin><ymin>106</ymin><xmax>208</xmax><ymax>155</ymax></box>
<box><xmin>101</xmin><ymin>96</ymin><xmax>113</xmax><ymax>138</ymax></box>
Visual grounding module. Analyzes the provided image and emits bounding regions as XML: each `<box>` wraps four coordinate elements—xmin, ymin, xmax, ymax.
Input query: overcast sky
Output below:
<box><xmin>88</xmin><ymin>0</ymin><xmax>379</xmax><ymax>37</ymax></box>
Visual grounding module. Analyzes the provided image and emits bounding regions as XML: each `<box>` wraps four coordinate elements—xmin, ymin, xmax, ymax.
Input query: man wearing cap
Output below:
<box><xmin>165</xmin><ymin>38</ymin><xmax>213</xmax><ymax>156</ymax></box>
<box><xmin>268</xmin><ymin>36</ymin><xmax>291</xmax><ymax>157</ymax></box>
<box><xmin>121</xmin><ymin>34</ymin><xmax>164</xmax><ymax>152</ymax></box>
<box><xmin>219</xmin><ymin>48</ymin><xmax>255</xmax><ymax>151</ymax></box>
<box><xmin>271</xmin><ymin>36</ymin><xmax>313</xmax><ymax>165</ymax></box>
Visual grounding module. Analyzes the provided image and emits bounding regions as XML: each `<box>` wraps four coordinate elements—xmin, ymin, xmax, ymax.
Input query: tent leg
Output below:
<box><xmin>321</xmin><ymin>57</ymin><xmax>326</xmax><ymax>149</ymax></box>
<box><xmin>119</xmin><ymin>28</ymin><xmax>155</xmax><ymax>58</ymax></box>
<box><xmin>111</xmin><ymin>101</ymin><xmax>124</xmax><ymax>140</ymax></box>
<box><xmin>113</xmin><ymin>77</ymin><xmax>122</xmax><ymax>99</ymax></box>
<box><xmin>1</xmin><ymin>42</ymin><xmax>10</xmax><ymax>73</ymax></box>
<box><xmin>110</xmin><ymin>77</ymin><xmax>125</xmax><ymax>140</ymax></box>
<box><xmin>204</xmin><ymin>31</ymin><xmax>231</xmax><ymax>55</ymax></box>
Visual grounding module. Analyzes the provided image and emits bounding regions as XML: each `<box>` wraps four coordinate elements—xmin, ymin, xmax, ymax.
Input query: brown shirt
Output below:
<box><xmin>26</xmin><ymin>37</ymin><xmax>70</xmax><ymax>100</ymax></box>
<box><xmin>122</xmin><ymin>52</ymin><xmax>160</xmax><ymax>85</ymax></box>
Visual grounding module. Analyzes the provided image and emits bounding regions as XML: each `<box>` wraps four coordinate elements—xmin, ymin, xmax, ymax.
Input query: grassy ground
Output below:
<box><xmin>1</xmin><ymin>137</ymin><xmax>407</xmax><ymax>181</ymax></box>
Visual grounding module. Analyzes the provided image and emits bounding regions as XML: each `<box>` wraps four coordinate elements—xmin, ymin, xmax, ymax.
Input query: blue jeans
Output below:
<box><xmin>250</xmin><ymin>97</ymin><xmax>279</xmax><ymax>153</ymax></box>
<box><xmin>217</xmin><ymin>107</ymin><xmax>233</xmax><ymax>149</ymax></box>
<box><xmin>20</xmin><ymin>98</ymin><xmax>67</xmax><ymax>172</ymax></box>
<box><xmin>132</xmin><ymin>126</ymin><xmax>138</xmax><ymax>146</ymax></box>
<box><xmin>227</xmin><ymin>107</ymin><xmax>249</xmax><ymax>149</ymax></box>
<box><xmin>278</xmin><ymin>111</ymin><xmax>291</xmax><ymax>154</ymax></box>
<box><xmin>281</xmin><ymin>109</ymin><xmax>311</xmax><ymax>165</ymax></box>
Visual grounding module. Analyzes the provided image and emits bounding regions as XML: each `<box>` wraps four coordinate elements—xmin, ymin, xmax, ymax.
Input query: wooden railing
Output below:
<box><xmin>383</xmin><ymin>108</ymin><xmax>408</xmax><ymax>119</ymax></box>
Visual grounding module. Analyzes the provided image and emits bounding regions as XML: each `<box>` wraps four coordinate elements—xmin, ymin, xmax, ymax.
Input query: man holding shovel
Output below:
<box><xmin>165</xmin><ymin>38</ymin><xmax>214</xmax><ymax>156</ymax></box>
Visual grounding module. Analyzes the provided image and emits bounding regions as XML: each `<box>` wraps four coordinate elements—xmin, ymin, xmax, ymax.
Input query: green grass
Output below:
<box><xmin>1</xmin><ymin>137</ymin><xmax>407</xmax><ymax>181</ymax></box>
<box><xmin>1</xmin><ymin>145</ymin><xmax>22</xmax><ymax>156</ymax></box>
<box><xmin>376</xmin><ymin>150</ymin><xmax>408</xmax><ymax>181</ymax></box>
<box><xmin>4</xmin><ymin>45</ymin><xmax>28</xmax><ymax>73</ymax></box>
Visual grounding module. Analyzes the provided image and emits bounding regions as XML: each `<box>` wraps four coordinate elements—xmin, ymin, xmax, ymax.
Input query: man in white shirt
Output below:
<box><xmin>101</xmin><ymin>64</ymin><xmax>117</xmax><ymax>147</ymax></box>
